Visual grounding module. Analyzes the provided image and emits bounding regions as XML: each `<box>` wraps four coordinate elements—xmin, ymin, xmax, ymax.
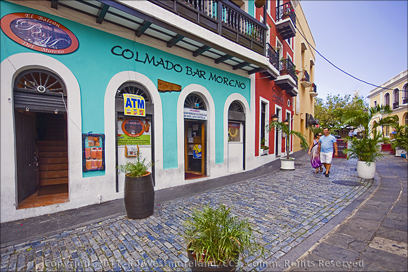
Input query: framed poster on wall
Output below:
<box><xmin>82</xmin><ymin>133</ymin><xmax>105</xmax><ymax>172</ymax></box>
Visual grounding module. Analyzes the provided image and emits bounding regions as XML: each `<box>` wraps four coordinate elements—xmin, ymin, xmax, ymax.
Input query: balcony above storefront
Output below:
<box><xmin>255</xmin><ymin>43</ymin><xmax>280</xmax><ymax>80</ymax></box>
<box><xmin>310</xmin><ymin>83</ymin><xmax>318</xmax><ymax>97</ymax></box>
<box><xmin>50</xmin><ymin>0</ymin><xmax>270</xmax><ymax>75</ymax></box>
<box><xmin>275</xmin><ymin>2</ymin><xmax>296</xmax><ymax>40</ymax></box>
<box><xmin>301</xmin><ymin>70</ymin><xmax>311</xmax><ymax>88</ymax></box>
<box><xmin>393</xmin><ymin>102</ymin><xmax>399</xmax><ymax>109</ymax></box>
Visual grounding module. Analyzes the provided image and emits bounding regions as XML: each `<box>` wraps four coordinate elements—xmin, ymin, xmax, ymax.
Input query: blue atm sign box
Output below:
<box><xmin>123</xmin><ymin>94</ymin><xmax>146</xmax><ymax>116</ymax></box>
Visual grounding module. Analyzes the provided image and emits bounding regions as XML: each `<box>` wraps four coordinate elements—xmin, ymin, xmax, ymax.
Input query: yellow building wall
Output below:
<box><xmin>368</xmin><ymin>70</ymin><xmax>408</xmax><ymax>137</ymax></box>
<box><xmin>293</xmin><ymin>3</ymin><xmax>317</xmax><ymax>152</ymax></box>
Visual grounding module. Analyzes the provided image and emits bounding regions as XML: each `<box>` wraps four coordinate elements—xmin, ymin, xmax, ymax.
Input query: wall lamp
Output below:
<box><xmin>271</xmin><ymin>114</ymin><xmax>279</xmax><ymax>122</ymax></box>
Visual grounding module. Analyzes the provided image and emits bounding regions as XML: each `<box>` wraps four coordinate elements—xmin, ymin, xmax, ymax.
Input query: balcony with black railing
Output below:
<box><xmin>275</xmin><ymin>58</ymin><xmax>297</xmax><ymax>95</ymax></box>
<box><xmin>301</xmin><ymin>70</ymin><xmax>311</xmax><ymax>87</ymax></box>
<box><xmin>393</xmin><ymin>102</ymin><xmax>399</xmax><ymax>109</ymax></box>
<box><xmin>150</xmin><ymin>0</ymin><xmax>267</xmax><ymax>55</ymax></box>
<box><xmin>310</xmin><ymin>83</ymin><xmax>318</xmax><ymax>97</ymax></box>
<box><xmin>279</xmin><ymin>58</ymin><xmax>298</xmax><ymax>82</ymax></box>
<box><xmin>275</xmin><ymin>2</ymin><xmax>296</xmax><ymax>40</ymax></box>
<box><xmin>266</xmin><ymin>43</ymin><xmax>279</xmax><ymax>71</ymax></box>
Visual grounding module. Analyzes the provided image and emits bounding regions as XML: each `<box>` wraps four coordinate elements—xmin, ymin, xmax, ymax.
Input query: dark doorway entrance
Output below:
<box><xmin>14</xmin><ymin>69</ymin><xmax>69</xmax><ymax>208</ymax></box>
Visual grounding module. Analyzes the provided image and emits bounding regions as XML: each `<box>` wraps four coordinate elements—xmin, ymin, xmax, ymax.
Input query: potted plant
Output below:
<box><xmin>282</xmin><ymin>8</ymin><xmax>294</xmax><ymax>20</ymax></box>
<box><xmin>184</xmin><ymin>204</ymin><xmax>263</xmax><ymax>271</ymax></box>
<box><xmin>391</xmin><ymin>125</ymin><xmax>408</xmax><ymax>157</ymax></box>
<box><xmin>342</xmin><ymin>105</ymin><xmax>395</xmax><ymax>179</ymax></box>
<box><xmin>118</xmin><ymin>146</ymin><xmax>154</xmax><ymax>219</ymax></box>
<box><xmin>280</xmin><ymin>58</ymin><xmax>288</xmax><ymax>76</ymax></box>
<box><xmin>260</xmin><ymin>138</ymin><xmax>269</xmax><ymax>155</ymax></box>
<box><xmin>255</xmin><ymin>0</ymin><xmax>266</xmax><ymax>8</ymax></box>
<box><xmin>269</xmin><ymin>120</ymin><xmax>309</xmax><ymax>170</ymax></box>
<box><xmin>344</xmin><ymin>131</ymin><xmax>384</xmax><ymax>179</ymax></box>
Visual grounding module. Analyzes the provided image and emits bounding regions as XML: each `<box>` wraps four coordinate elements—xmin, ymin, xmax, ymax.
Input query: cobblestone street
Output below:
<box><xmin>1</xmin><ymin>155</ymin><xmax>373</xmax><ymax>271</ymax></box>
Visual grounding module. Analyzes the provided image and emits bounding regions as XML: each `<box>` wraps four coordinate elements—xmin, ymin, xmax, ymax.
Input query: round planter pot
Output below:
<box><xmin>357</xmin><ymin>161</ymin><xmax>376</xmax><ymax>179</ymax></box>
<box><xmin>280</xmin><ymin>158</ymin><xmax>295</xmax><ymax>170</ymax></box>
<box><xmin>187</xmin><ymin>250</ymin><xmax>237</xmax><ymax>272</ymax></box>
<box><xmin>124</xmin><ymin>172</ymin><xmax>155</xmax><ymax>219</ymax></box>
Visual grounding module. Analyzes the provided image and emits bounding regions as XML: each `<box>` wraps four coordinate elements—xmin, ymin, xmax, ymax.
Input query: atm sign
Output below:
<box><xmin>123</xmin><ymin>94</ymin><xmax>145</xmax><ymax>116</ymax></box>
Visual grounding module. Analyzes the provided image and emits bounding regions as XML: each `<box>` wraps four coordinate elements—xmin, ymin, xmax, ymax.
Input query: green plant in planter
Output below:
<box><xmin>344</xmin><ymin>131</ymin><xmax>384</xmax><ymax>165</ymax></box>
<box><xmin>118</xmin><ymin>146</ymin><xmax>155</xmax><ymax>219</ymax></box>
<box><xmin>342</xmin><ymin>105</ymin><xmax>396</xmax><ymax>163</ymax></box>
<box><xmin>391</xmin><ymin>125</ymin><xmax>408</xmax><ymax>152</ymax></box>
<box><xmin>260</xmin><ymin>138</ymin><xmax>269</xmax><ymax>150</ymax></box>
<box><xmin>184</xmin><ymin>204</ymin><xmax>263</xmax><ymax>267</ymax></box>
<box><xmin>118</xmin><ymin>146</ymin><xmax>153</xmax><ymax>178</ymax></box>
<box><xmin>381</xmin><ymin>136</ymin><xmax>390</xmax><ymax>145</ymax></box>
<box><xmin>268</xmin><ymin>121</ymin><xmax>309</xmax><ymax>159</ymax></box>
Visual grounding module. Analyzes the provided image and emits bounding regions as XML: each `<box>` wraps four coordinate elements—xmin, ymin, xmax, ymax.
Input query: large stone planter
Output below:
<box><xmin>357</xmin><ymin>161</ymin><xmax>376</xmax><ymax>179</ymax></box>
<box><xmin>124</xmin><ymin>172</ymin><xmax>154</xmax><ymax>219</ymax></box>
<box><xmin>280</xmin><ymin>158</ymin><xmax>295</xmax><ymax>170</ymax></box>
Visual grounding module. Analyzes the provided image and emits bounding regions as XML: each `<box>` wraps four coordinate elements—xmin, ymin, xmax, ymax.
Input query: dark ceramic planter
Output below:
<box><xmin>187</xmin><ymin>250</ymin><xmax>237</xmax><ymax>272</ymax></box>
<box><xmin>124</xmin><ymin>172</ymin><xmax>154</xmax><ymax>219</ymax></box>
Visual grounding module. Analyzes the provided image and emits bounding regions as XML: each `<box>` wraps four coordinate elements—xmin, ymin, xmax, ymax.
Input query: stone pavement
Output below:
<box><xmin>0</xmin><ymin>153</ymin><xmax>379</xmax><ymax>271</ymax></box>
<box><xmin>287</xmin><ymin>155</ymin><xmax>408</xmax><ymax>272</ymax></box>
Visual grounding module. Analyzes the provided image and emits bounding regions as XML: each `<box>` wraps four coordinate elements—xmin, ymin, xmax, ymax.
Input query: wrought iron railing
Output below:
<box><xmin>279</xmin><ymin>58</ymin><xmax>298</xmax><ymax>82</ymax></box>
<box><xmin>312</xmin><ymin>83</ymin><xmax>317</xmax><ymax>93</ymax></box>
<box><xmin>302</xmin><ymin>70</ymin><xmax>310</xmax><ymax>82</ymax></box>
<box><xmin>150</xmin><ymin>0</ymin><xmax>267</xmax><ymax>54</ymax></box>
<box><xmin>393</xmin><ymin>102</ymin><xmax>399</xmax><ymax>109</ymax></box>
<box><xmin>276</xmin><ymin>2</ymin><xmax>296</xmax><ymax>27</ymax></box>
<box><xmin>266</xmin><ymin>43</ymin><xmax>279</xmax><ymax>70</ymax></box>
<box><xmin>403</xmin><ymin>98</ymin><xmax>408</xmax><ymax>104</ymax></box>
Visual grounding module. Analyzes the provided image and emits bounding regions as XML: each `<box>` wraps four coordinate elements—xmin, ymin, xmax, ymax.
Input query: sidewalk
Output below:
<box><xmin>0</xmin><ymin>152</ymin><xmax>380</xmax><ymax>271</ymax></box>
<box><xmin>286</xmin><ymin>155</ymin><xmax>408</xmax><ymax>272</ymax></box>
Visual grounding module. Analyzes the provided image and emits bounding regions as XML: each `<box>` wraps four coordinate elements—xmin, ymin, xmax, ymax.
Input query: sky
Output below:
<box><xmin>300</xmin><ymin>1</ymin><xmax>408</xmax><ymax>102</ymax></box>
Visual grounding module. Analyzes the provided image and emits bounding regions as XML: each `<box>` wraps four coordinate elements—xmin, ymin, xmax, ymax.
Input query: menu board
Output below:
<box><xmin>82</xmin><ymin>134</ymin><xmax>105</xmax><ymax>172</ymax></box>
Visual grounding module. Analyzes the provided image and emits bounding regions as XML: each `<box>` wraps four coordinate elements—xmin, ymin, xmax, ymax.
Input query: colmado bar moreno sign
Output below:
<box><xmin>1</xmin><ymin>13</ymin><xmax>79</xmax><ymax>54</ymax></box>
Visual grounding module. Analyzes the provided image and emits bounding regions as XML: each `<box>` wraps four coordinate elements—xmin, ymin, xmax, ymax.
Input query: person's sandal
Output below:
<box><xmin>325</xmin><ymin>173</ymin><xmax>329</xmax><ymax>177</ymax></box>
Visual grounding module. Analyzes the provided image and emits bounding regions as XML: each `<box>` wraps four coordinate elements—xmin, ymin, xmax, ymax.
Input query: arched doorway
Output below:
<box><xmin>184</xmin><ymin>93</ymin><xmax>207</xmax><ymax>179</ymax></box>
<box><xmin>228</xmin><ymin>101</ymin><xmax>245</xmax><ymax>172</ymax></box>
<box><xmin>14</xmin><ymin>69</ymin><xmax>69</xmax><ymax>208</ymax></box>
<box><xmin>115</xmin><ymin>82</ymin><xmax>154</xmax><ymax>191</ymax></box>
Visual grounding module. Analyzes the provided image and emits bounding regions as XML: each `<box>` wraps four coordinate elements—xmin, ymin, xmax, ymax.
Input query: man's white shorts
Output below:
<box><xmin>320</xmin><ymin>152</ymin><xmax>333</xmax><ymax>164</ymax></box>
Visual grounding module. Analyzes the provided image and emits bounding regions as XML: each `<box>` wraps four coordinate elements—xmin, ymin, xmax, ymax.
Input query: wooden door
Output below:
<box><xmin>15</xmin><ymin>111</ymin><xmax>38</xmax><ymax>203</ymax></box>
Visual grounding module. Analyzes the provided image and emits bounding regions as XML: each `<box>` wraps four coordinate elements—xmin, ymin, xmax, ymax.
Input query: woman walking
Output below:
<box><xmin>308</xmin><ymin>133</ymin><xmax>323</xmax><ymax>173</ymax></box>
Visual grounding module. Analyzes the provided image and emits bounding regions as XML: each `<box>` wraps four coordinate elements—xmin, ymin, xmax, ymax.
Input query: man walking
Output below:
<box><xmin>318</xmin><ymin>128</ymin><xmax>338</xmax><ymax>177</ymax></box>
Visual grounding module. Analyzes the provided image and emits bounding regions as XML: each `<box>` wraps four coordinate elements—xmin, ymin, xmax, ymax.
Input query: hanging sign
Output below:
<box><xmin>184</xmin><ymin>108</ymin><xmax>207</xmax><ymax>120</ymax></box>
<box><xmin>1</xmin><ymin>13</ymin><xmax>79</xmax><ymax>54</ymax></box>
<box><xmin>123</xmin><ymin>94</ymin><xmax>145</xmax><ymax>116</ymax></box>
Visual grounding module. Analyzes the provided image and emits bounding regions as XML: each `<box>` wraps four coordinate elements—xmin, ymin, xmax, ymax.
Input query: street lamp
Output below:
<box><xmin>283</xmin><ymin>118</ymin><xmax>289</xmax><ymax>126</ymax></box>
<box><xmin>271</xmin><ymin>114</ymin><xmax>278</xmax><ymax>122</ymax></box>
